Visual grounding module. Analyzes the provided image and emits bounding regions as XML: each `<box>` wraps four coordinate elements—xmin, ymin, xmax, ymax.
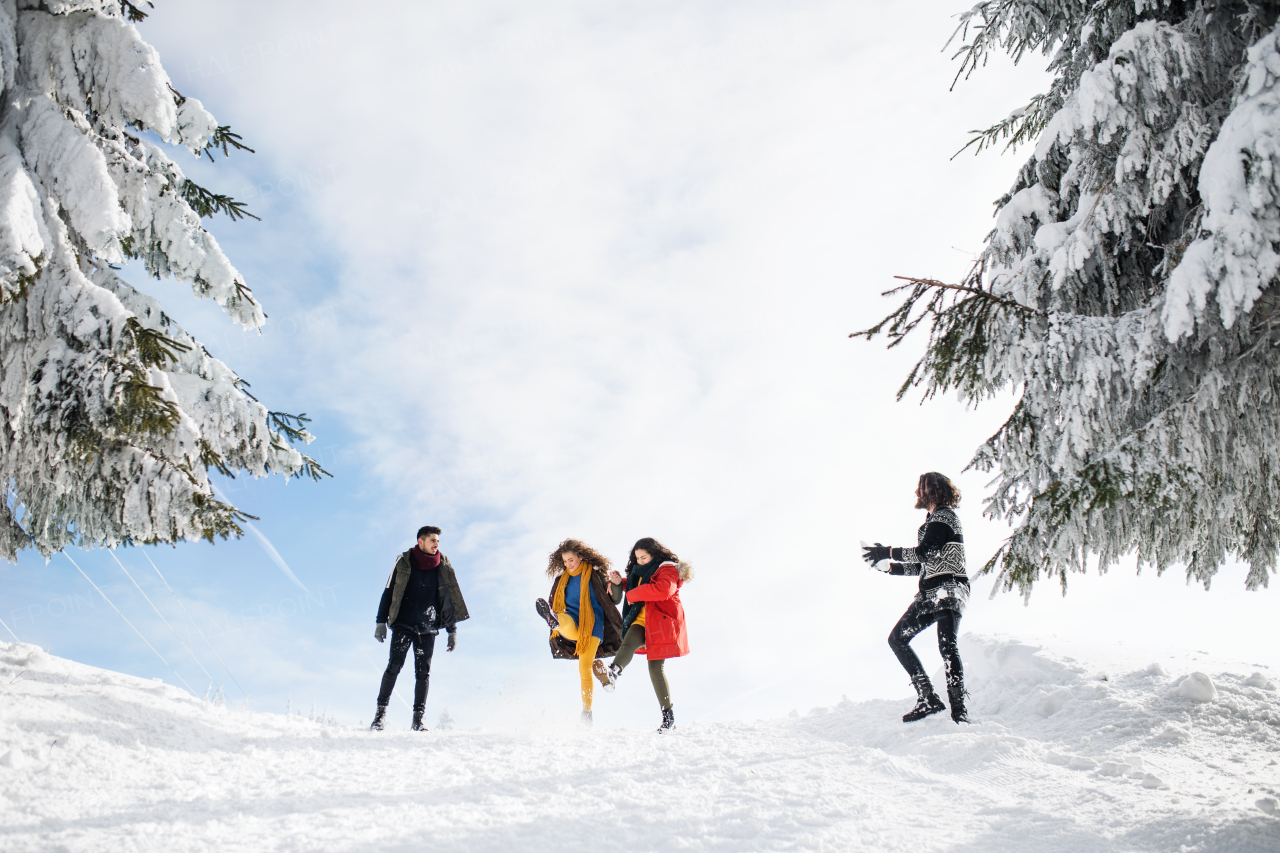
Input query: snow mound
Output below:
<box><xmin>1</xmin><ymin>637</ymin><xmax>1278</xmax><ymax>852</ymax></box>
<box><xmin>1175</xmin><ymin>671</ymin><xmax>1219</xmax><ymax>702</ymax></box>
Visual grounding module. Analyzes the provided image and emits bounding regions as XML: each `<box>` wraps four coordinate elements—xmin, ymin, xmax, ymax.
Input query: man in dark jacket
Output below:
<box><xmin>370</xmin><ymin>525</ymin><xmax>470</xmax><ymax>732</ymax></box>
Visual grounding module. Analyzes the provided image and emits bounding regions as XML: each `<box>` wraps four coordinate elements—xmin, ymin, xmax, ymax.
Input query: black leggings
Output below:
<box><xmin>378</xmin><ymin>628</ymin><xmax>436</xmax><ymax>707</ymax></box>
<box><xmin>888</xmin><ymin>600</ymin><xmax>963</xmax><ymax>689</ymax></box>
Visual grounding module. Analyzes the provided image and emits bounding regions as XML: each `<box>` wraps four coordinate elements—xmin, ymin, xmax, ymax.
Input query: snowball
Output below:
<box><xmin>1243</xmin><ymin>672</ymin><xmax>1273</xmax><ymax>689</ymax></box>
<box><xmin>1175</xmin><ymin>672</ymin><xmax>1218</xmax><ymax>702</ymax></box>
<box><xmin>1258</xmin><ymin>797</ymin><xmax>1279</xmax><ymax>816</ymax></box>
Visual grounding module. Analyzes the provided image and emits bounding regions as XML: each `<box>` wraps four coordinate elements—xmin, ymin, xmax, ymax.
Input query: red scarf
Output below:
<box><xmin>411</xmin><ymin>547</ymin><xmax>441</xmax><ymax>570</ymax></box>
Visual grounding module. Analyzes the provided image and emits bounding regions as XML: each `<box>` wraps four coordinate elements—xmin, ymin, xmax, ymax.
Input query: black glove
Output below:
<box><xmin>374</xmin><ymin>623</ymin><xmax>387</xmax><ymax>643</ymax></box>
<box><xmin>862</xmin><ymin>543</ymin><xmax>890</xmax><ymax>565</ymax></box>
<box><xmin>446</xmin><ymin>631</ymin><xmax>457</xmax><ymax>652</ymax></box>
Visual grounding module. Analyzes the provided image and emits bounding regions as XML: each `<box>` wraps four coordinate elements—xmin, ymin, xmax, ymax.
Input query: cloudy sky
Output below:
<box><xmin>3</xmin><ymin>0</ymin><xmax>1275</xmax><ymax>729</ymax></box>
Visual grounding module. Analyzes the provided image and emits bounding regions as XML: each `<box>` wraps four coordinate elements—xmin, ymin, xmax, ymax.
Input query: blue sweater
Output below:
<box><xmin>563</xmin><ymin>572</ymin><xmax>604</xmax><ymax>641</ymax></box>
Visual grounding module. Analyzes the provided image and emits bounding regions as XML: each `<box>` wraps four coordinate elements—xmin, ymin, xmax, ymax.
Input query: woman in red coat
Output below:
<box><xmin>603</xmin><ymin>537</ymin><xmax>692</xmax><ymax>732</ymax></box>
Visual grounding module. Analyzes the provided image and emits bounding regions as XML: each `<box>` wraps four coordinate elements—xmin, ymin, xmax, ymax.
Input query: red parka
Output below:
<box><xmin>625</xmin><ymin>561</ymin><xmax>690</xmax><ymax>660</ymax></box>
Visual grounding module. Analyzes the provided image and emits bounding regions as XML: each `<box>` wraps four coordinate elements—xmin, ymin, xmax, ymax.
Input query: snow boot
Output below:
<box><xmin>370</xmin><ymin>705</ymin><xmax>387</xmax><ymax>731</ymax></box>
<box><xmin>657</xmin><ymin>706</ymin><xmax>676</xmax><ymax>734</ymax></box>
<box><xmin>535</xmin><ymin>598</ymin><xmax>559</xmax><ymax>630</ymax></box>
<box><xmin>579</xmin><ymin>710</ymin><xmax>593</xmax><ymax>728</ymax></box>
<box><xmin>411</xmin><ymin>704</ymin><xmax>428</xmax><ymax>731</ymax></box>
<box><xmin>948</xmin><ymin>680</ymin><xmax>969</xmax><ymax>724</ymax></box>
<box><xmin>601</xmin><ymin>662</ymin><xmax>621</xmax><ymax>692</ymax></box>
<box><xmin>902</xmin><ymin>677</ymin><xmax>946</xmax><ymax>723</ymax></box>
<box><xmin>593</xmin><ymin>658</ymin><xmax>617</xmax><ymax>691</ymax></box>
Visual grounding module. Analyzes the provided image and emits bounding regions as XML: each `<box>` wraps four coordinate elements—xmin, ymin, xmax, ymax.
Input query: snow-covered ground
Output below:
<box><xmin>1</xmin><ymin>636</ymin><xmax>1277</xmax><ymax>852</ymax></box>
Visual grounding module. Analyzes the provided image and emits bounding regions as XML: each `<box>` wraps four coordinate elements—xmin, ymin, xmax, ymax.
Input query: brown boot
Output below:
<box><xmin>592</xmin><ymin>658</ymin><xmax>616</xmax><ymax>690</ymax></box>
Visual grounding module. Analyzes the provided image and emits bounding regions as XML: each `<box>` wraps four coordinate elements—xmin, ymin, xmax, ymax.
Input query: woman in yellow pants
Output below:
<box><xmin>536</xmin><ymin>539</ymin><xmax>623</xmax><ymax>726</ymax></box>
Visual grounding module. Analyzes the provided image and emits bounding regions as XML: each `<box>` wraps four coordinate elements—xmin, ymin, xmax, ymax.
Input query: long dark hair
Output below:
<box><xmin>625</xmin><ymin>537</ymin><xmax>678</xmax><ymax>579</ymax></box>
<box><xmin>916</xmin><ymin>472</ymin><xmax>961</xmax><ymax>510</ymax></box>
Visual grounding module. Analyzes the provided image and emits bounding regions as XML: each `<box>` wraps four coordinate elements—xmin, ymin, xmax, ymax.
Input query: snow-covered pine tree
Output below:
<box><xmin>855</xmin><ymin>1</ymin><xmax>1280</xmax><ymax>595</ymax></box>
<box><xmin>0</xmin><ymin>1</ymin><xmax>325</xmax><ymax>561</ymax></box>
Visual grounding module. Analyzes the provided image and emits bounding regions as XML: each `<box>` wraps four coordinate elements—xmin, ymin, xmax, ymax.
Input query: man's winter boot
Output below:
<box><xmin>411</xmin><ymin>704</ymin><xmax>427</xmax><ymax>731</ymax></box>
<box><xmin>947</xmin><ymin>680</ymin><xmax>969</xmax><ymax>724</ymax></box>
<box><xmin>902</xmin><ymin>676</ymin><xmax>946</xmax><ymax>723</ymax></box>
<box><xmin>593</xmin><ymin>658</ymin><xmax>617</xmax><ymax>692</ymax></box>
<box><xmin>369</xmin><ymin>706</ymin><xmax>387</xmax><ymax>731</ymax></box>
<box><xmin>535</xmin><ymin>598</ymin><xmax>559</xmax><ymax>630</ymax></box>
<box><xmin>579</xmin><ymin>710</ymin><xmax>593</xmax><ymax>728</ymax></box>
<box><xmin>657</xmin><ymin>706</ymin><xmax>676</xmax><ymax>734</ymax></box>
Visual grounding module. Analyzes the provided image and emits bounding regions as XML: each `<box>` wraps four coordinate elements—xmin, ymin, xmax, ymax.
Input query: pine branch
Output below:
<box><xmin>268</xmin><ymin>436</ymin><xmax>331</xmax><ymax>481</ymax></box>
<box><xmin>198</xmin><ymin>439</ymin><xmax>235</xmax><ymax>478</ymax></box>
<box><xmin>204</xmin><ymin>126</ymin><xmax>255</xmax><ymax>161</ymax></box>
<box><xmin>234</xmin><ymin>377</ymin><xmax>259</xmax><ymax>403</ymax></box>
<box><xmin>953</xmin><ymin>93</ymin><xmax>1055</xmax><ymax>158</ymax></box>
<box><xmin>267</xmin><ymin>411</ymin><xmax>313</xmax><ymax>443</ymax></box>
<box><xmin>946</xmin><ymin>1</ymin><xmax>1052</xmax><ymax>91</ymax></box>
<box><xmin>294</xmin><ymin>452</ymin><xmax>331</xmax><ymax>482</ymax></box>
<box><xmin>886</xmin><ymin>276</ymin><xmax>1046</xmax><ymax>317</ymax></box>
<box><xmin>190</xmin><ymin>491</ymin><xmax>259</xmax><ymax>544</ymax></box>
<box><xmin>123</xmin><ymin>318</ymin><xmax>192</xmax><ymax>368</ymax></box>
<box><xmin>121</xmin><ymin>1</ymin><xmax>152</xmax><ymax>22</ymax></box>
<box><xmin>180</xmin><ymin>180</ymin><xmax>260</xmax><ymax>221</ymax></box>
<box><xmin>266</xmin><ymin>412</ymin><xmax>331</xmax><ymax>480</ymax></box>
<box><xmin>167</xmin><ymin>86</ymin><xmax>256</xmax><ymax>161</ymax></box>
<box><xmin>850</xmin><ymin>267</ymin><xmax>1043</xmax><ymax>402</ymax></box>
<box><xmin>115</xmin><ymin>376</ymin><xmax>182</xmax><ymax>438</ymax></box>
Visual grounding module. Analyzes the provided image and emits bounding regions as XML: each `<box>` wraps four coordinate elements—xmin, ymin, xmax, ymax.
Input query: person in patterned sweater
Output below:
<box><xmin>862</xmin><ymin>472</ymin><xmax>970</xmax><ymax>724</ymax></box>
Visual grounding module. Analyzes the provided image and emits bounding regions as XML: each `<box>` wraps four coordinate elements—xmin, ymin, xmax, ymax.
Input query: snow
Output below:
<box><xmin>1165</xmin><ymin>23</ymin><xmax>1280</xmax><ymax>340</ymax></box>
<box><xmin>0</xmin><ymin>2</ymin><xmax>321</xmax><ymax>562</ymax></box>
<box><xmin>1175</xmin><ymin>672</ymin><xmax>1219</xmax><ymax>703</ymax></box>
<box><xmin>2</xmin><ymin>636</ymin><xmax>1277</xmax><ymax>851</ymax></box>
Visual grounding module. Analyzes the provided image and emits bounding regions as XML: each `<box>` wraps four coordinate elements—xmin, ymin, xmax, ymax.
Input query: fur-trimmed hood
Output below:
<box><xmin>676</xmin><ymin>560</ymin><xmax>694</xmax><ymax>582</ymax></box>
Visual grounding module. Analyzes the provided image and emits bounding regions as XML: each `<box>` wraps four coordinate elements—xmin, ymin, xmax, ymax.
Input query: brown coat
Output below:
<box><xmin>547</xmin><ymin>568</ymin><xmax>623</xmax><ymax>660</ymax></box>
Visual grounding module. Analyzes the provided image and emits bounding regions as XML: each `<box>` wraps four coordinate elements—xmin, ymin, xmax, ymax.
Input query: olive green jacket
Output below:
<box><xmin>384</xmin><ymin>550</ymin><xmax>470</xmax><ymax>631</ymax></box>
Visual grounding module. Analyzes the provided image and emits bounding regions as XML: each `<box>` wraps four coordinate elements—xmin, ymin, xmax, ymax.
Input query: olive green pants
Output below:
<box><xmin>614</xmin><ymin>624</ymin><xmax>672</xmax><ymax>710</ymax></box>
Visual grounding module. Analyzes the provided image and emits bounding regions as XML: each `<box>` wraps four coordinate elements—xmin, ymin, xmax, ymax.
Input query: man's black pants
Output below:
<box><xmin>888</xmin><ymin>599</ymin><xmax>963</xmax><ymax>689</ymax></box>
<box><xmin>378</xmin><ymin>627</ymin><xmax>435</xmax><ymax>707</ymax></box>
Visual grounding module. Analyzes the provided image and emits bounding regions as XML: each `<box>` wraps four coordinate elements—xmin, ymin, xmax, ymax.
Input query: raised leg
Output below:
<box><xmin>613</xmin><ymin>625</ymin><xmax>645</xmax><ymax>672</ymax></box>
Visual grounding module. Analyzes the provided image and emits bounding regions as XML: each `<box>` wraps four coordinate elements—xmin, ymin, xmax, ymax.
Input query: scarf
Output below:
<box><xmin>624</xmin><ymin>560</ymin><xmax>659</xmax><ymax>625</ymax></box>
<box><xmin>411</xmin><ymin>547</ymin><xmax>441</xmax><ymax>570</ymax></box>
<box><xmin>553</xmin><ymin>563</ymin><xmax>595</xmax><ymax>658</ymax></box>
<box><xmin>627</xmin><ymin>559</ymin><xmax>658</xmax><ymax>588</ymax></box>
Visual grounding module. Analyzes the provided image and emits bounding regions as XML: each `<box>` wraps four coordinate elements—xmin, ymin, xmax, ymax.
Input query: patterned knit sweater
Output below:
<box><xmin>888</xmin><ymin>507</ymin><xmax>969</xmax><ymax>610</ymax></box>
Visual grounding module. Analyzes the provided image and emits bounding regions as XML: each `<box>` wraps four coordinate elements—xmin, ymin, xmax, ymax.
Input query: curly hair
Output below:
<box><xmin>917</xmin><ymin>472</ymin><xmax>961</xmax><ymax>510</ymax></box>
<box><xmin>546</xmin><ymin>538</ymin><xmax>613</xmax><ymax>577</ymax></box>
<box><xmin>624</xmin><ymin>537</ymin><xmax>678</xmax><ymax>575</ymax></box>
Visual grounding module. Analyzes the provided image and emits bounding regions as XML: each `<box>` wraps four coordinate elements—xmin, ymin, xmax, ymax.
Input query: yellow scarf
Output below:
<box><xmin>553</xmin><ymin>563</ymin><xmax>596</xmax><ymax>658</ymax></box>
